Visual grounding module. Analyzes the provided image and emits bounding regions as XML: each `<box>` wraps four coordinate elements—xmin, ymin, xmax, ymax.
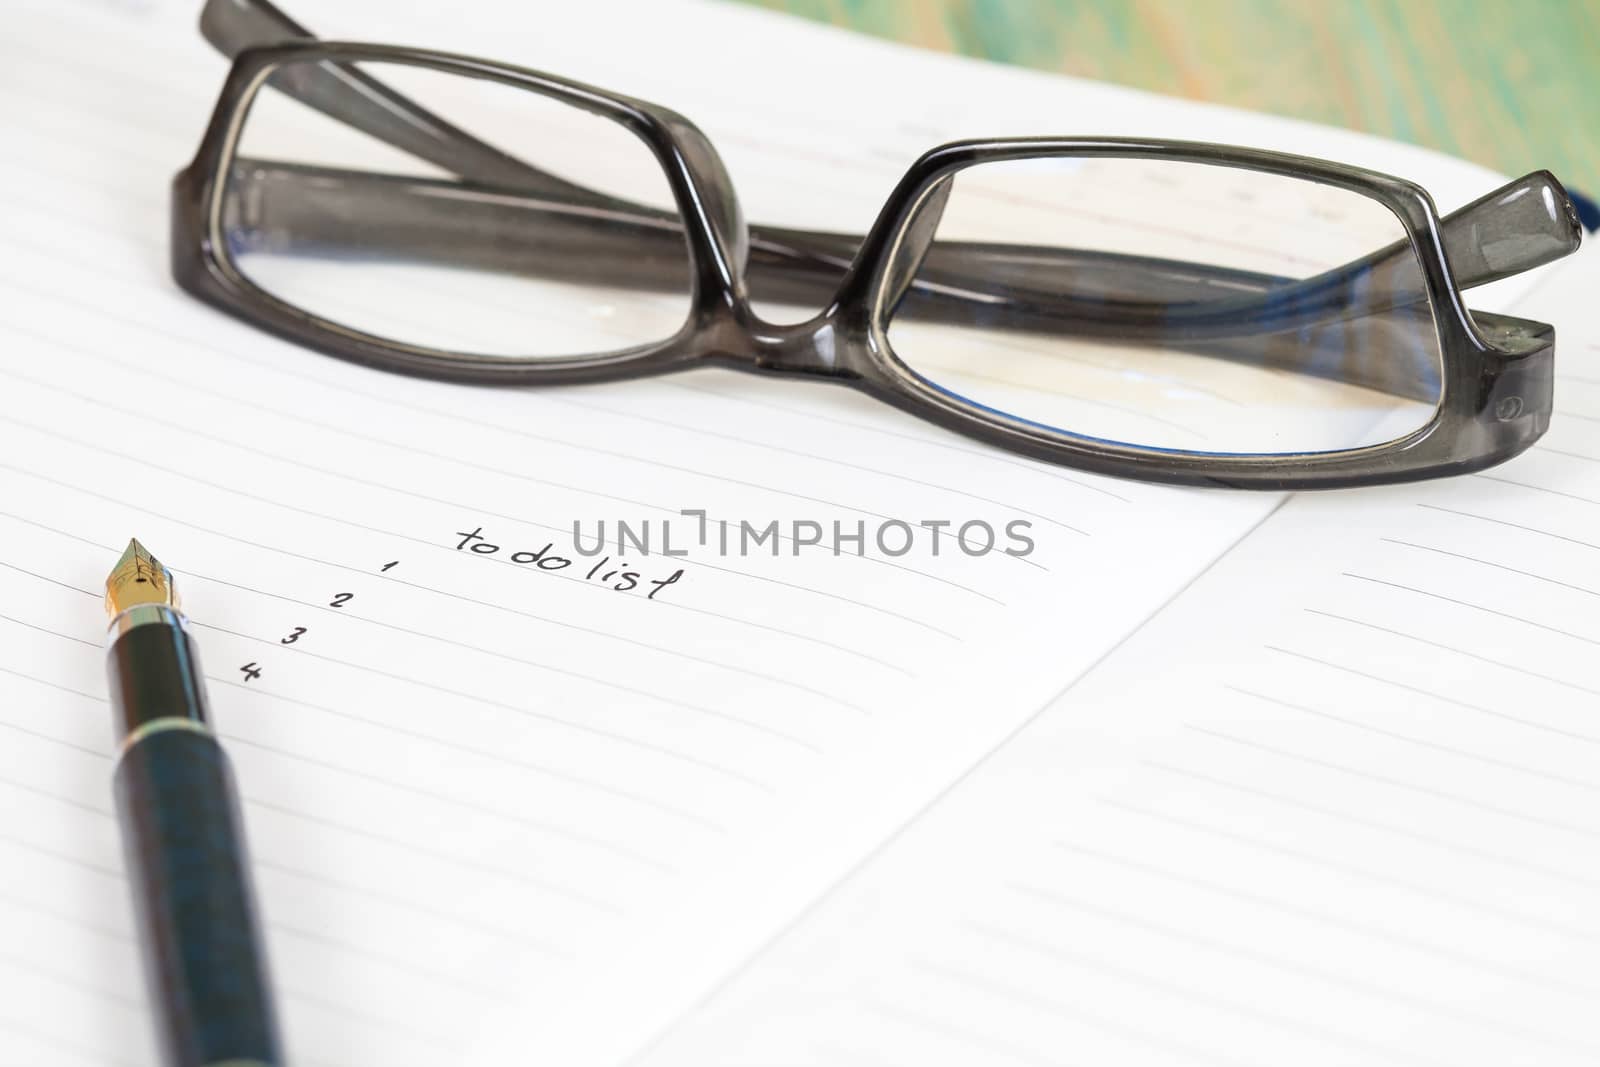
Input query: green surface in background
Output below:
<box><xmin>736</xmin><ymin>0</ymin><xmax>1599</xmax><ymax>189</ymax></box>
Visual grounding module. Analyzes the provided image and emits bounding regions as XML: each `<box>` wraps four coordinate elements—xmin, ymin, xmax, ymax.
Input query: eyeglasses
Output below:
<box><xmin>173</xmin><ymin>0</ymin><xmax>1583</xmax><ymax>490</ymax></box>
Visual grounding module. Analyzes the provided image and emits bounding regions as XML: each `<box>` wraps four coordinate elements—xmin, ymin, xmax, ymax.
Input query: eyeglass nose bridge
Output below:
<box><xmin>731</xmin><ymin>174</ymin><xmax>957</xmax><ymax>381</ymax></box>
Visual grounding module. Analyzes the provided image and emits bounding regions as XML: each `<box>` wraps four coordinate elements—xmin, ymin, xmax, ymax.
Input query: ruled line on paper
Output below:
<box><xmin>953</xmin><ymin>919</ymin><xmax>1442</xmax><ymax>1067</ymax></box>
<box><xmin>0</xmin><ymin>794</ymin><xmax>514</xmax><ymax>1002</ymax></box>
<box><xmin>0</xmin><ymin>884</ymin><xmax>126</xmax><ymax>947</ymax></box>
<box><xmin>0</xmin><ymin>577</ymin><xmax>727</xmax><ymax>834</ymax></box>
<box><xmin>191</xmin><ymin>568</ymin><xmax>855</xmax><ymax>732</ymax></box>
<box><xmin>996</xmin><ymin>881</ymin><xmax>1595</xmax><ymax>1054</ymax></box>
<box><xmin>0</xmin><ymin>519</ymin><xmax>852</xmax><ymax>739</ymax></box>
<box><xmin>948</xmin><ymin>330</ymin><xmax>1263</xmax><ymax>408</ymax></box>
<box><xmin>0</xmin><ymin>302</ymin><xmax>1015</xmax><ymax>613</ymax></box>
<box><xmin>0</xmin><ymin>149</ymin><xmax>1128</xmax><ymax>512</ymax></box>
<box><xmin>0</xmin><ymin>572</ymin><xmax>778</xmax><ymax>800</ymax></box>
<box><xmin>0</xmin><ymin>914</ymin><xmax>461</xmax><ymax>1067</ymax></box>
<box><xmin>857</xmin><ymin>995</ymin><xmax>1079</xmax><ymax>1067</ymax></box>
<box><xmin>0</xmin><ymin>181</ymin><xmax>1098</xmax><ymax>565</ymax></box>
<box><xmin>4</xmin><ymin>622</ymin><xmax>681</xmax><ymax>1060</ymax></box>
<box><xmin>1</xmin><ymin>95</ymin><xmax>176</xmax><ymax>170</ymax></box>
<box><xmin>204</xmin><ymin>674</ymin><xmax>723</xmax><ymax>833</ymax></box>
<box><xmin>208</xmin><ymin>604</ymin><xmax>838</xmax><ymax>748</ymax></box>
<box><xmin>1047</xmin><ymin>838</ymin><xmax>1599</xmax><ymax>996</ymax></box>
<box><xmin>124</xmin><ymin>271</ymin><xmax>1080</xmax><ymax>553</ymax></box>
<box><xmin>1263</xmin><ymin>646</ymin><xmax>1600</xmax><ymax>744</ymax></box>
<box><xmin>1376</xmin><ymin>537</ymin><xmax>1600</xmax><ymax>599</ymax></box>
<box><xmin>0</xmin><ymin>783</ymin><xmax>544</xmax><ymax>1004</ymax></box>
<box><xmin>0</xmin><ymin>656</ymin><xmax>676</xmax><ymax>882</ymax></box>
<box><xmin>1414</xmin><ymin>501</ymin><xmax>1600</xmax><ymax>551</ymax></box>
<box><xmin>1541</xmin><ymin>446</ymin><xmax>1600</xmax><ymax>464</ymax></box>
<box><xmin>1298</xmin><ymin>609</ymin><xmax>1600</xmax><ymax>699</ymax></box>
<box><xmin>0</xmin><ymin>730</ymin><xmax>610</xmax><ymax>984</ymax></box>
<box><xmin>0</xmin><ymin>826</ymin><xmax>120</xmax><ymax>881</ymax></box>
<box><xmin>1340</xmin><ymin>573</ymin><xmax>1600</xmax><ymax>648</ymax></box>
<box><xmin>206</xmin><ymin>611</ymin><xmax>830</xmax><ymax>754</ymax></box>
<box><xmin>1222</xmin><ymin>683</ymin><xmax>1600</xmax><ymax>792</ymax></box>
<box><xmin>1141</xmin><ymin>760</ymin><xmax>1600</xmax><ymax>890</ymax></box>
<box><xmin>0</xmin><ymin>449</ymin><xmax>906</xmax><ymax>679</ymax></box>
<box><xmin>0</xmin><ymin>109</ymin><xmax>1132</xmax><ymax>511</ymax></box>
<box><xmin>0</xmin><ymin>394</ymin><xmax>930</xmax><ymax>675</ymax></box>
<box><xmin>1475</xmin><ymin>472</ymin><xmax>1600</xmax><ymax>507</ymax></box>
<box><xmin>243</xmin><ymin>829</ymin><xmax>600</xmax><ymax>945</ymax></box>
<box><xmin>1096</xmin><ymin>796</ymin><xmax>1600</xmax><ymax>942</ymax></box>
<box><xmin>907</xmin><ymin>356</ymin><xmax>1217</xmax><ymax>443</ymax></box>
<box><xmin>0</xmin><ymin>191</ymin><xmax>1136</xmax><ymax>552</ymax></box>
<box><xmin>537</xmin><ymin>391</ymin><xmax>1088</xmax><ymax>538</ymax></box>
<box><xmin>1181</xmin><ymin>724</ymin><xmax>1600</xmax><ymax>840</ymax></box>
<box><xmin>190</xmin><ymin>618</ymin><xmax>781</xmax><ymax>791</ymax></box>
<box><xmin>240</xmin><ymin>785</ymin><xmax>645</xmax><ymax>901</ymax></box>
<box><xmin>0</xmin><ymin>275</ymin><xmax>1019</xmax><ymax>610</ymax></box>
<box><xmin>0</xmin><ymin>947</ymin><xmax>138</xmax><ymax>1017</ymax></box>
<box><xmin>897</xmin><ymin>958</ymin><xmax>1251</xmax><ymax>1067</ymax></box>
<box><xmin>0</xmin><ymin>572</ymin><xmax>748</xmax><ymax>838</ymax></box>
<box><xmin>659</xmin><ymin>379</ymin><xmax>1136</xmax><ymax>503</ymax></box>
<box><xmin>3</xmin><ymin>22</ymin><xmax>209</xmax><ymax>101</ymax></box>
<box><xmin>0</xmin><ymin>884</ymin><xmax>456</xmax><ymax>1046</ymax></box>
<box><xmin>0</xmin><ymin>612</ymin><xmax>97</xmax><ymax>649</ymax></box>
<box><xmin>0</xmin><ymin>1016</ymin><xmax>136</xmax><ymax>1067</ymax></box>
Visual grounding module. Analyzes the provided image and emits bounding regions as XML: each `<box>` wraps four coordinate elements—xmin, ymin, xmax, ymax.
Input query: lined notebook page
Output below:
<box><xmin>0</xmin><ymin>2</ymin><xmax>1547</xmax><ymax>1065</ymax></box>
<box><xmin>636</xmin><ymin>241</ymin><xmax>1600</xmax><ymax>1067</ymax></box>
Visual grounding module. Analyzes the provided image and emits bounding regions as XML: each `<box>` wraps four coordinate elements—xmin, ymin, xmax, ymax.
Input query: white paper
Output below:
<box><xmin>637</xmin><ymin>242</ymin><xmax>1600</xmax><ymax>1067</ymax></box>
<box><xmin>0</xmin><ymin>2</ymin><xmax>1563</xmax><ymax>1065</ymax></box>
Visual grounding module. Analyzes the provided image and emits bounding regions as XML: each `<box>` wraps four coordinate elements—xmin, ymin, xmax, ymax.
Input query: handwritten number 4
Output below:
<box><xmin>240</xmin><ymin>662</ymin><xmax>261</xmax><ymax>682</ymax></box>
<box><xmin>330</xmin><ymin>593</ymin><xmax>354</xmax><ymax>608</ymax></box>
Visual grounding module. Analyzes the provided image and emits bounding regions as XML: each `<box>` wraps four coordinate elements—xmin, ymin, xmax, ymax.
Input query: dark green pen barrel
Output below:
<box><xmin>114</xmin><ymin>730</ymin><xmax>282</xmax><ymax>1067</ymax></box>
<box><xmin>109</xmin><ymin>622</ymin><xmax>283</xmax><ymax>1067</ymax></box>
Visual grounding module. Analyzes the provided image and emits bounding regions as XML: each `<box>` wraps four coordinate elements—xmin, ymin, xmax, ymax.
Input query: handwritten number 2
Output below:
<box><xmin>240</xmin><ymin>662</ymin><xmax>261</xmax><ymax>682</ymax></box>
<box><xmin>330</xmin><ymin>593</ymin><xmax>354</xmax><ymax>608</ymax></box>
<box><xmin>280</xmin><ymin>627</ymin><xmax>306</xmax><ymax>645</ymax></box>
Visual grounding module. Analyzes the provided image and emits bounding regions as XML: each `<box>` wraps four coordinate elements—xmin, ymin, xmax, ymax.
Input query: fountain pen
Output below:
<box><xmin>104</xmin><ymin>539</ymin><xmax>284</xmax><ymax>1067</ymax></box>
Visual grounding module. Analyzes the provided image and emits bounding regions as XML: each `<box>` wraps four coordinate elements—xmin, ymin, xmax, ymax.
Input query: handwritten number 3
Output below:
<box><xmin>281</xmin><ymin>627</ymin><xmax>307</xmax><ymax>645</ymax></box>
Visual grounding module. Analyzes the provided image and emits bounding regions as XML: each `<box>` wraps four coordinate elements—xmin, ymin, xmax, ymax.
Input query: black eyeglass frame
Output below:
<box><xmin>173</xmin><ymin>38</ymin><xmax>1576</xmax><ymax>491</ymax></box>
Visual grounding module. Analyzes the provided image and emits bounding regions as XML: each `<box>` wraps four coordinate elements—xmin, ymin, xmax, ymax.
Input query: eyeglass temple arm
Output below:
<box><xmin>224</xmin><ymin>158</ymin><xmax>1578</xmax><ymax>330</ymax></box>
<box><xmin>199</xmin><ymin>0</ymin><xmax>606</xmax><ymax>202</ymax></box>
<box><xmin>201</xmin><ymin>0</ymin><xmax>1580</xmax><ymax>324</ymax></box>
<box><xmin>927</xmin><ymin>168</ymin><xmax>1583</xmax><ymax>337</ymax></box>
<box><xmin>199</xmin><ymin>0</ymin><xmax>757</xmax><ymax>274</ymax></box>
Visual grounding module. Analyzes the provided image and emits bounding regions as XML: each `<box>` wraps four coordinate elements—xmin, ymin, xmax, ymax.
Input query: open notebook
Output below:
<box><xmin>0</xmin><ymin>2</ymin><xmax>1585</xmax><ymax>1065</ymax></box>
<box><xmin>632</xmin><ymin>240</ymin><xmax>1600</xmax><ymax>1067</ymax></box>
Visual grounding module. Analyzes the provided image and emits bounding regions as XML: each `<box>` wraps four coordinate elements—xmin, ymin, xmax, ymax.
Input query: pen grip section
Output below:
<box><xmin>106</xmin><ymin>618</ymin><xmax>211</xmax><ymax>740</ymax></box>
<box><xmin>114</xmin><ymin>728</ymin><xmax>284</xmax><ymax>1067</ymax></box>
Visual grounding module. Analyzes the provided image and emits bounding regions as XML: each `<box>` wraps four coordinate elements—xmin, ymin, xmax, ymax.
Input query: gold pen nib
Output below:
<box><xmin>105</xmin><ymin>538</ymin><xmax>179</xmax><ymax>618</ymax></box>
